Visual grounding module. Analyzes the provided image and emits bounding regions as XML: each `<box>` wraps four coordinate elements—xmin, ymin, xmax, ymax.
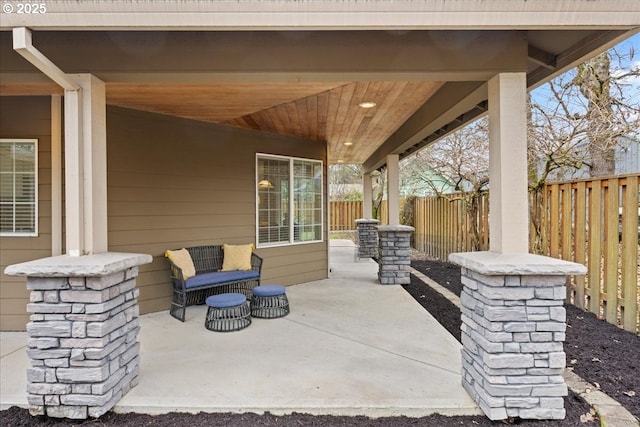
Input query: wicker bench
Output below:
<box><xmin>166</xmin><ymin>245</ymin><xmax>262</xmax><ymax>322</ymax></box>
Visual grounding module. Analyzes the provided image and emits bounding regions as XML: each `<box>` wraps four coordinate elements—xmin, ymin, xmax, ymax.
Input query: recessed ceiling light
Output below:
<box><xmin>337</xmin><ymin>159</ymin><xmax>344</xmax><ymax>163</ymax></box>
<box><xmin>343</xmin><ymin>141</ymin><xmax>353</xmax><ymax>146</ymax></box>
<box><xmin>358</xmin><ymin>101</ymin><xmax>377</xmax><ymax>109</ymax></box>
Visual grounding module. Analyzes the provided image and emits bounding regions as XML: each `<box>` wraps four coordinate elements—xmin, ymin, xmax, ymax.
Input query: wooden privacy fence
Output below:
<box><xmin>329</xmin><ymin>201</ymin><xmax>362</xmax><ymax>231</ymax></box>
<box><xmin>413</xmin><ymin>193</ymin><xmax>490</xmax><ymax>260</ymax></box>
<box><xmin>537</xmin><ymin>174</ymin><xmax>639</xmax><ymax>333</ymax></box>
<box><xmin>412</xmin><ymin>174</ymin><xmax>639</xmax><ymax>332</ymax></box>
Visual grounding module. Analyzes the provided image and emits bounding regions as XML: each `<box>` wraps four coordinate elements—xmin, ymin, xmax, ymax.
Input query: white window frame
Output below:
<box><xmin>0</xmin><ymin>139</ymin><xmax>38</xmax><ymax>237</ymax></box>
<box><xmin>256</xmin><ymin>153</ymin><xmax>323</xmax><ymax>248</ymax></box>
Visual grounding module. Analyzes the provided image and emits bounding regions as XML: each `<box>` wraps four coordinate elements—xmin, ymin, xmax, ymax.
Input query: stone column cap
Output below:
<box><xmin>355</xmin><ymin>218</ymin><xmax>380</xmax><ymax>224</ymax></box>
<box><xmin>4</xmin><ymin>252</ymin><xmax>153</xmax><ymax>277</ymax></box>
<box><xmin>449</xmin><ymin>251</ymin><xmax>587</xmax><ymax>276</ymax></box>
<box><xmin>377</xmin><ymin>224</ymin><xmax>415</xmax><ymax>232</ymax></box>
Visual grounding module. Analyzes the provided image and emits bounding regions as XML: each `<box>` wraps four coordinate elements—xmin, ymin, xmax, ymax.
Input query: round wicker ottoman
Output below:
<box><xmin>251</xmin><ymin>285</ymin><xmax>290</xmax><ymax>319</ymax></box>
<box><xmin>205</xmin><ymin>293</ymin><xmax>251</xmax><ymax>332</ymax></box>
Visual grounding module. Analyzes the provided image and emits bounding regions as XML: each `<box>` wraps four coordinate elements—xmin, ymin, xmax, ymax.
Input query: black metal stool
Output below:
<box><xmin>251</xmin><ymin>285</ymin><xmax>290</xmax><ymax>318</ymax></box>
<box><xmin>205</xmin><ymin>293</ymin><xmax>251</xmax><ymax>331</ymax></box>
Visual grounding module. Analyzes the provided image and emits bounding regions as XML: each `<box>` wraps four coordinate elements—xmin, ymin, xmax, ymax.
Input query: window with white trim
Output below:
<box><xmin>0</xmin><ymin>139</ymin><xmax>38</xmax><ymax>236</ymax></box>
<box><xmin>257</xmin><ymin>154</ymin><xmax>323</xmax><ymax>247</ymax></box>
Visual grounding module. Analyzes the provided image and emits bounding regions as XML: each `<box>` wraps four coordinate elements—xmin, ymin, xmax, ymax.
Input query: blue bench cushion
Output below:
<box><xmin>185</xmin><ymin>270</ymin><xmax>259</xmax><ymax>289</ymax></box>
<box><xmin>206</xmin><ymin>293</ymin><xmax>246</xmax><ymax>308</ymax></box>
<box><xmin>253</xmin><ymin>285</ymin><xmax>286</xmax><ymax>297</ymax></box>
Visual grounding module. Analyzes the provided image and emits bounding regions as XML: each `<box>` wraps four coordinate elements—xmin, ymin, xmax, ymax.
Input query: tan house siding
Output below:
<box><xmin>0</xmin><ymin>101</ymin><xmax>328</xmax><ymax>331</ymax></box>
<box><xmin>106</xmin><ymin>106</ymin><xmax>328</xmax><ymax>318</ymax></box>
<box><xmin>0</xmin><ymin>96</ymin><xmax>52</xmax><ymax>331</ymax></box>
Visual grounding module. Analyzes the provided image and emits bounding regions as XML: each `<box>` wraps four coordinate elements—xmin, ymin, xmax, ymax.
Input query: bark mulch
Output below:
<box><xmin>5</xmin><ymin>255</ymin><xmax>637</xmax><ymax>426</ymax></box>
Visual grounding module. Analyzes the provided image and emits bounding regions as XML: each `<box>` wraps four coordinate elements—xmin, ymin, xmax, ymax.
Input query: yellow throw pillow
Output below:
<box><xmin>221</xmin><ymin>244</ymin><xmax>254</xmax><ymax>271</ymax></box>
<box><xmin>165</xmin><ymin>248</ymin><xmax>196</xmax><ymax>280</ymax></box>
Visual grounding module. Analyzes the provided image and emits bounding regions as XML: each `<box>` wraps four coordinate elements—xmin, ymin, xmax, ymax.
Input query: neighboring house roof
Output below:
<box><xmin>400</xmin><ymin>167</ymin><xmax>455</xmax><ymax>197</ymax></box>
<box><xmin>543</xmin><ymin>135</ymin><xmax>640</xmax><ymax>181</ymax></box>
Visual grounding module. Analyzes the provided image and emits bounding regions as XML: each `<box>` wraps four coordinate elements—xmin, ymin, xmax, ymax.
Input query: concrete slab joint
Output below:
<box><xmin>4</xmin><ymin>252</ymin><xmax>152</xmax><ymax>419</ymax></box>
<box><xmin>377</xmin><ymin>225</ymin><xmax>414</xmax><ymax>285</ymax></box>
<box><xmin>449</xmin><ymin>251</ymin><xmax>586</xmax><ymax>421</ymax></box>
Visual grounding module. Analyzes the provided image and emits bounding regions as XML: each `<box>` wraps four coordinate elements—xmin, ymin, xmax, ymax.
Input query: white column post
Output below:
<box><xmin>386</xmin><ymin>154</ymin><xmax>400</xmax><ymax>225</ymax></box>
<box><xmin>64</xmin><ymin>74</ymin><xmax>108</xmax><ymax>256</ymax></box>
<box><xmin>64</xmin><ymin>89</ymin><xmax>84</xmax><ymax>256</ymax></box>
<box><xmin>76</xmin><ymin>74</ymin><xmax>108</xmax><ymax>254</ymax></box>
<box><xmin>363</xmin><ymin>171</ymin><xmax>373</xmax><ymax>219</ymax></box>
<box><xmin>488</xmin><ymin>73</ymin><xmax>529</xmax><ymax>253</ymax></box>
<box><xmin>51</xmin><ymin>95</ymin><xmax>63</xmax><ymax>256</ymax></box>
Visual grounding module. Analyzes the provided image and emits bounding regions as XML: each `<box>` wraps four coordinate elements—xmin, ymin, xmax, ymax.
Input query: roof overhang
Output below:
<box><xmin>1</xmin><ymin>0</ymin><xmax>638</xmax><ymax>31</ymax></box>
<box><xmin>1</xmin><ymin>0</ymin><xmax>638</xmax><ymax>172</ymax></box>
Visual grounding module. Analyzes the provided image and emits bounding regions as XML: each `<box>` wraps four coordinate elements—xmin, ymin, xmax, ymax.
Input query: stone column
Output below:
<box><xmin>449</xmin><ymin>252</ymin><xmax>586</xmax><ymax>420</ymax></box>
<box><xmin>377</xmin><ymin>224</ymin><xmax>414</xmax><ymax>285</ymax></box>
<box><xmin>355</xmin><ymin>219</ymin><xmax>380</xmax><ymax>259</ymax></box>
<box><xmin>4</xmin><ymin>253</ymin><xmax>152</xmax><ymax>419</ymax></box>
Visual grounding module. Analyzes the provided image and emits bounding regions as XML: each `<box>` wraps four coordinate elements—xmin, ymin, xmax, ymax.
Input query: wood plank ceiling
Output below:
<box><xmin>107</xmin><ymin>81</ymin><xmax>444</xmax><ymax>164</ymax></box>
<box><xmin>0</xmin><ymin>80</ymin><xmax>444</xmax><ymax>164</ymax></box>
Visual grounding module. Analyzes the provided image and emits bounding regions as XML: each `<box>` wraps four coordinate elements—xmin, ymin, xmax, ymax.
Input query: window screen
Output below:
<box><xmin>257</xmin><ymin>155</ymin><xmax>323</xmax><ymax>247</ymax></box>
<box><xmin>0</xmin><ymin>139</ymin><xmax>38</xmax><ymax>236</ymax></box>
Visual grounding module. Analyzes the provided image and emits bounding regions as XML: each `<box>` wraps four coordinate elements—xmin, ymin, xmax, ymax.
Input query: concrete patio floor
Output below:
<box><xmin>1</xmin><ymin>240</ymin><xmax>480</xmax><ymax>418</ymax></box>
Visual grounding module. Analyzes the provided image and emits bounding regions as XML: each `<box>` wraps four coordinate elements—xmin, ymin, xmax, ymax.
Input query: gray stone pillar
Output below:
<box><xmin>376</xmin><ymin>224</ymin><xmax>414</xmax><ymax>285</ymax></box>
<box><xmin>4</xmin><ymin>253</ymin><xmax>152</xmax><ymax>419</ymax></box>
<box><xmin>355</xmin><ymin>219</ymin><xmax>380</xmax><ymax>259</ymax></box>
<box><xmin>449</xmin><ymin>252</ymin><xmax>586</xmax><ymax>420</ymax></box>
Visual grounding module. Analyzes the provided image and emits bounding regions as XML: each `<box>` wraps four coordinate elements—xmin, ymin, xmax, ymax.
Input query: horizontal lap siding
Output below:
<box><xmin>107</xmin><ymin>107</ymin><xmax>328</xmax><ymax>317</ymax></box>
<box><xmin>0</xmin><ymin>97</ymin><xmax>52</xmax><ymax>331</ymax></box>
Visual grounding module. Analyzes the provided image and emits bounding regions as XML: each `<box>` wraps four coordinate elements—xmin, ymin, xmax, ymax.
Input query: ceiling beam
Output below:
<box><xmin>527</xmin><ymin>29</ymin><xmax>635</xmax><ymax>89</ymax></box>
<box><xmin>528</xmin><ymin>45</ymin><xmax>557</xmax><ymax>70</ymax></box>
<box><xmin>1</xmin><ymin>31</ymin><xmax>528</xmax><ymax>83</ymax></box>
<box><xmin>364</xmin><ymin>81</ymin><xmax>487</xmax><ymax>172</ymax></box>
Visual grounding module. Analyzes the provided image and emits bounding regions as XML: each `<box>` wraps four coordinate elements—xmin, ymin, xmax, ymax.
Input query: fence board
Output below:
<box><xmin>621</xmin><ymin>175</ymin><xmax>639</xmax><ymax>332</ymax></box>
<box><xmin>604</xmin><ymin>178</ymin><xmax>619</xmax><ymax>324</ymax></box>
<box><xmin>561</xmin><ymin>183</ymin><xmax>573</xmax><ymax>300</ymax></box>
<box><xmin>574</xmin><ymin>181</ymin><xmax>587</xmax><ymax>310</ymax></box>
<box><xmin>549</xmin><ymin>184</ymin><xmax>560</xmax><ymax>258</ymax></box>
<box><xmin>587</xmin><ymin>180</ymin><xmax>603</xmax><ymax>316</ymax></box>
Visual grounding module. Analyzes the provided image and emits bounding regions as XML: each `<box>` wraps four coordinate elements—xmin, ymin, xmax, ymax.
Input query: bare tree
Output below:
<box><xmin>402</xmin><ymin>117</ymin><xmax>490</xmax><ymax>249</ymax></box>
<box><xmin>329</xmin><ymin>163</ymin><xmax>363</xmax><ymax>201</ymax></box>
<box><xmin>531</xmin><ymin>47</ymin><xmax>639</xmax><ymax>179</ymax></box>
<box><xmin>371</xmin><ymin>169</ymin><xmax>386</xmax><ymax>220</ymax></box>
<box><xmin>575</xmin><ymin>50</ymin><xmax>640</xmax><ymax>176</ymax></box>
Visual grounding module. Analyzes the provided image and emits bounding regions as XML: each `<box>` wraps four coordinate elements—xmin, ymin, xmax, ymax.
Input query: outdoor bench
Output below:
<box><xmin>166</xmin><ymin>245</ymin><xmax>262</xmax><ymax>322</ymax></box>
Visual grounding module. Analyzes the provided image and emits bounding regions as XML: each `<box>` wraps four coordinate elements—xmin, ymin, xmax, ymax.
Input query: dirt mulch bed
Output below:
<box><xmin>409</xmin><ymin>258</ymin><xmax>640</xmax><ymax>420</ymax></box>
<box><xmin>0</xmin><ymin>402</ymin><xmax>597</xmax><ymax>427</ymax></box>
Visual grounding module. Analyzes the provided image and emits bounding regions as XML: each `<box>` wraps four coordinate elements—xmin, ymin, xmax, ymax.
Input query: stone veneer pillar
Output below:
<box><xmin>4</xmin><ymin>253</ymin><xmax>152</xmax><ymax>419</ymax></box>
<box><xmin>355</xmin><ymin>219</ymin><xmax>380</xmax><ymax>259</ymax></box>
<box><xmin>376</xmin><ymin>224</ymin><xmax>414</xmax><ymax>285</ymax></box>
<box><xmin>449</xmin><ymin>252</ymin><xmax>586</xmax><ymax>420</ymax></box>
